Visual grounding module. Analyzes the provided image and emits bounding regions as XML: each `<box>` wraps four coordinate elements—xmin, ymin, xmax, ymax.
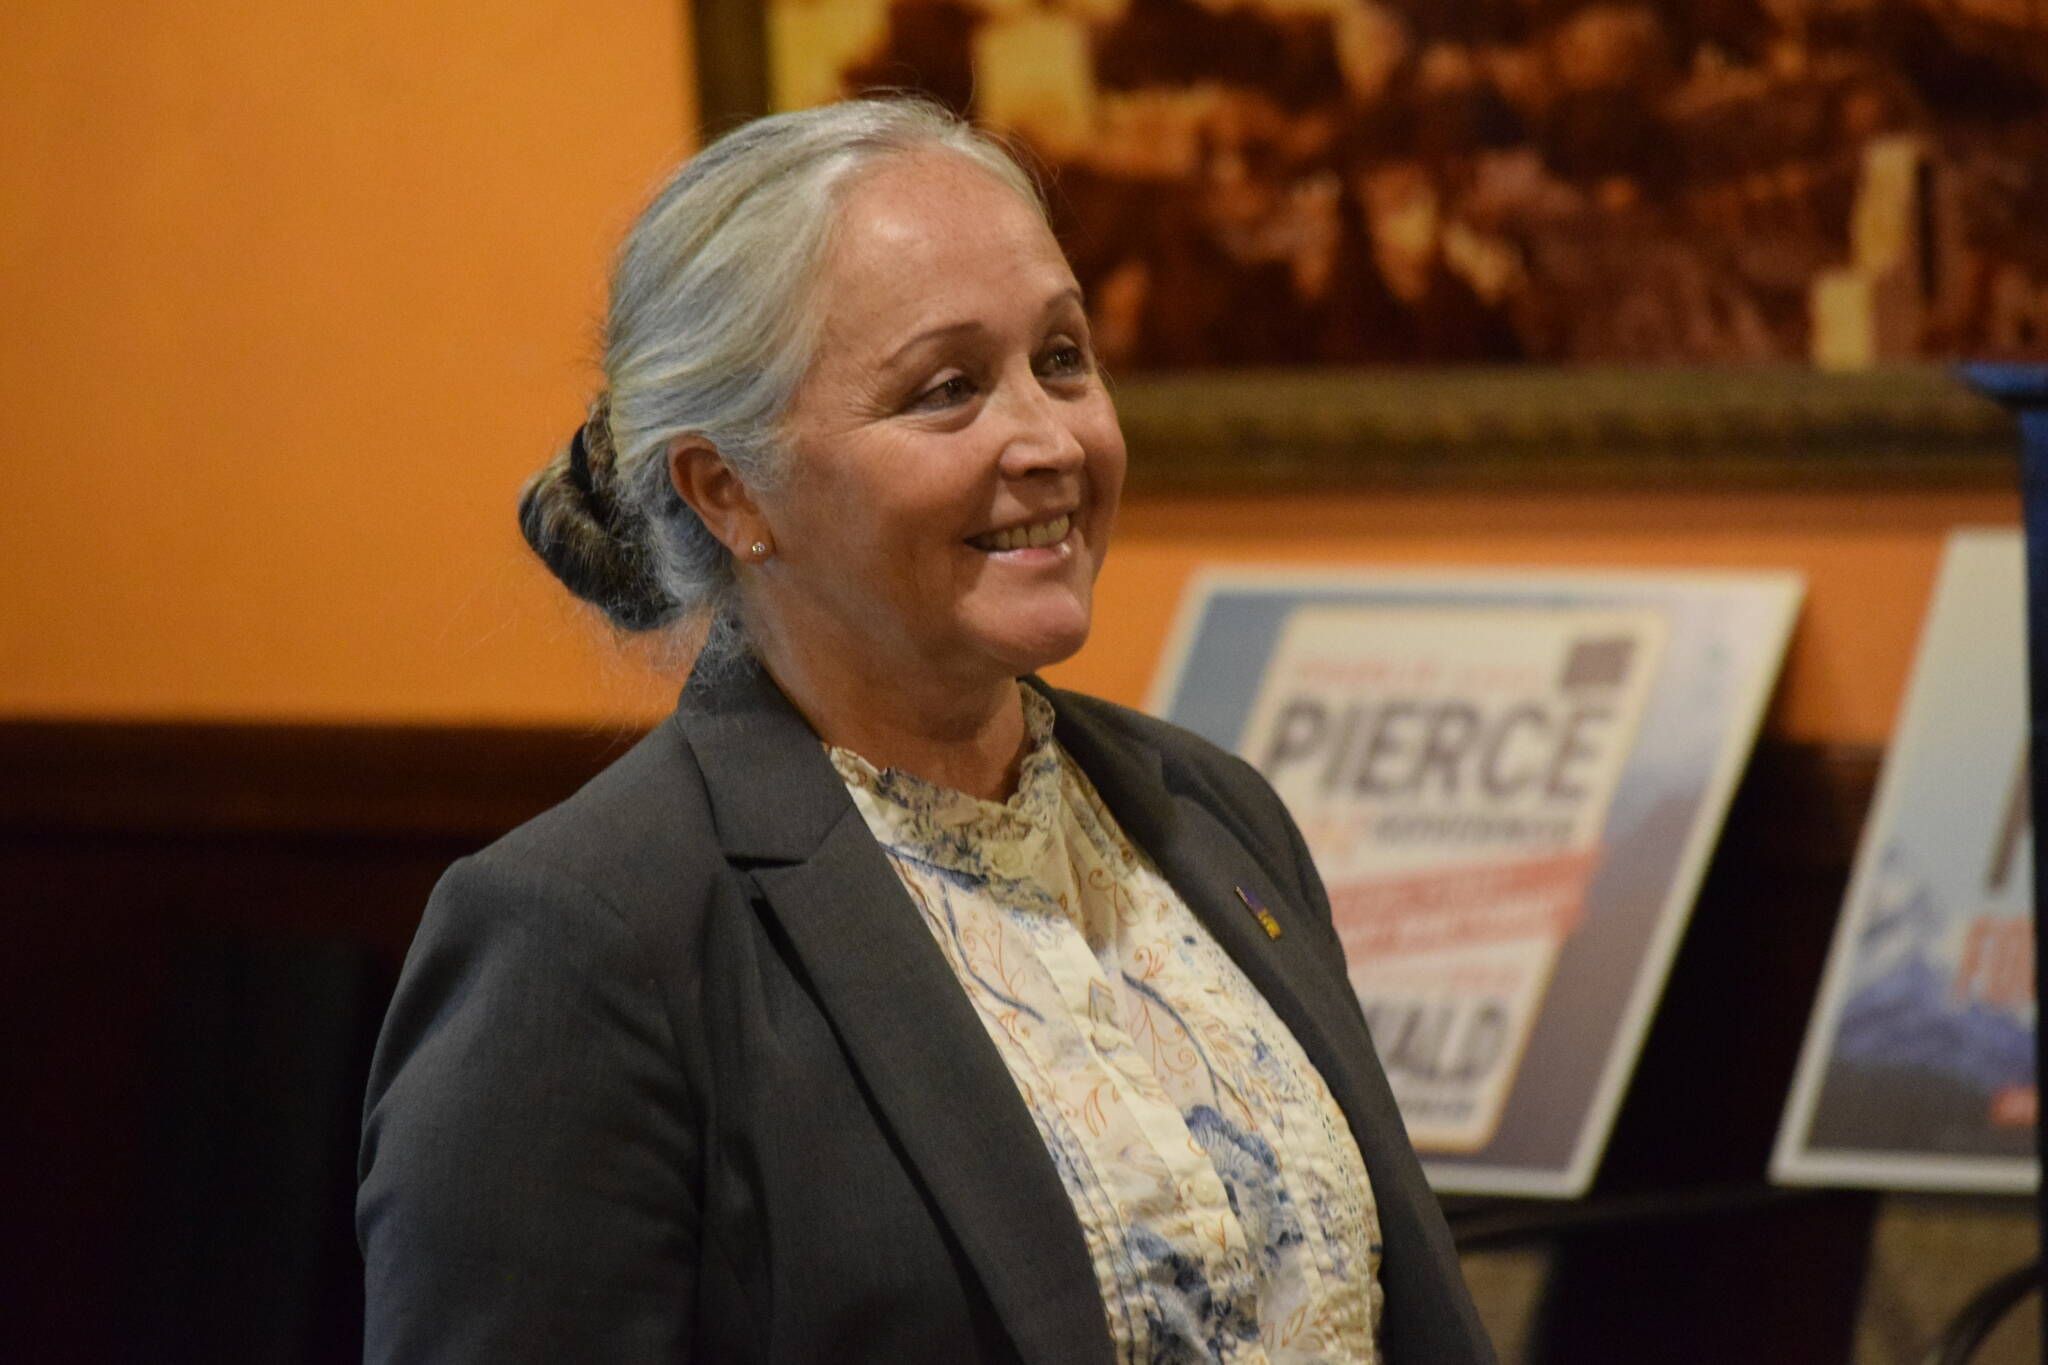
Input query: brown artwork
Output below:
<box><xmin>768</xmin><ymin>0</ymin><xmax>2048</xmax><ymax>372</ymax></box>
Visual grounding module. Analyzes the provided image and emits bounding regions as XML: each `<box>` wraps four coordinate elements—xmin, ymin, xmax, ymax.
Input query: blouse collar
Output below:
<box><xmin>827</xmin><ymin>685</ymin><xmax>1065</xmax><ymax>874</ymax></box>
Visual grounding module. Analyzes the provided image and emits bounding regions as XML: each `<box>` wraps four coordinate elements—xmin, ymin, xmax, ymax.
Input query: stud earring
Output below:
<box><xmin>748</xmin><ymin>540</ymin><xmax>771</xmax><ymax>560</ymax></box>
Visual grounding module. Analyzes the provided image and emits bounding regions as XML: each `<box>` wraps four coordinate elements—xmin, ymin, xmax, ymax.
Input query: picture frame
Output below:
<box><xmin>686</xmin><ymin>0</ymin><xmax>2027</xmax><ymax>493</ymax></box>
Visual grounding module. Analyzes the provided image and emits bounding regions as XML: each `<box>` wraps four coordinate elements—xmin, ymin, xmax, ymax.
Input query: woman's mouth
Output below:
<box><xmin>967</xmin><ymin>514</ymin><xmax>1071</xmax><ymax>553</ymax></box>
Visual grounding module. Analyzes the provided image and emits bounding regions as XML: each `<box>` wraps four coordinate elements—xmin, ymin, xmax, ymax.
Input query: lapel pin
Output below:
<box><xmin>1235</xmin><ymin>886</ymin><xmax>1283</xmax><ymax>940</ymax></box>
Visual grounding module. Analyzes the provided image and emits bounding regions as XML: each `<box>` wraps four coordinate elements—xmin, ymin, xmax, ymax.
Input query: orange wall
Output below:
<box><xmin>1052</xmin><ymin>485</ymin><xmax>2019</xmax><ymax>748</ymax></box>
<box><xmin>2</xmin><ymin>0</ymin><xmax>693</xmax><ymax>728</ymax></box>
<box><xmin>0</xmin><ymin>4</ymin><xmax>2020</xmax><ymax>745</ymax></box>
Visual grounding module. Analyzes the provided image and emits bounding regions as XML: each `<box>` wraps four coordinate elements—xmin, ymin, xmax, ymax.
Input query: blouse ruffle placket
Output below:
<box><xmin>828</xmin><ymin>690</ymin><xmax>1384</xmax><ymax>1363</ymax></box>
<box><xmin>830</xmin><ymin>709</ymin><xmax>1268</xmax><ymax>1356</ymax></box>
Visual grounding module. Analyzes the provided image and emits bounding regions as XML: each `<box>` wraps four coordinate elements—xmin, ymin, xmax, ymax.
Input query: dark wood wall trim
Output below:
<box><xmin>3</xmin><ymin>716</ymin><xmax>1877</xmax><ymax>855</ymax></box>
<box><xmin>0</xmin><ymin>720</ymin><xmax>650</xmax><ymax>842</ymax></box>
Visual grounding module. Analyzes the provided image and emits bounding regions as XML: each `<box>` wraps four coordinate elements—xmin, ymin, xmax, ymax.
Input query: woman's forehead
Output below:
<box><xmin>834</xmin><ymin>152</ymin><xmax>1050</xmax><ymax>256</ymax></box>
<box><xmin>814</xmin><ymin>153</ymin><xmax>1076</xmax><ymax>330</ymax></box>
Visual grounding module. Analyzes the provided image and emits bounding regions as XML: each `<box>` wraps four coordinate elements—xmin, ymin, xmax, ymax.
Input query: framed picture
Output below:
<box><xmin>690</xmin><ymin>0</ymin><xmax>2038</xmax><ymax>489</ymax></box>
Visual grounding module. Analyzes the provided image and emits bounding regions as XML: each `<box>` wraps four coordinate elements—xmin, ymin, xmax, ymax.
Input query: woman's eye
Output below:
<box><xmin>913</xmin><ymin>375</ymin><xmax>976</xmax><ymax>410</ymax></box>
<box><xmin>1040</xmin><ymin>344</ymin><xmax>1088</xmax><ymax>377</ymax></box>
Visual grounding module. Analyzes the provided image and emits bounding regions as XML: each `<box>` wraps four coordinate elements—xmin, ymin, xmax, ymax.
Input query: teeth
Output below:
<box><xmin>973</xmin><ymin>514</ymin><xmax>1070</xmax><ymax>552</ymax></box>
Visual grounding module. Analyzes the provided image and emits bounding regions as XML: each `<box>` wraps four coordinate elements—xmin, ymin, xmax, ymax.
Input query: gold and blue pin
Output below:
<box><xmin>1236</xmin><ymin>886</ymin><xmax>1283</xmax><ymax>939</ymax></box>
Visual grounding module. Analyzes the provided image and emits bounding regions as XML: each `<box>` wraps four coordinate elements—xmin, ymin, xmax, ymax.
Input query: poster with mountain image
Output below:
<box><xmin>1150</xmin><ymin>567</ymin><xmax>1800</xmax><ymax>1196</ymax></box>
<box><xmin>1774</xmin><ymin>530</ymin><xmax>2035</xmax><ymax>1192</ymax></box>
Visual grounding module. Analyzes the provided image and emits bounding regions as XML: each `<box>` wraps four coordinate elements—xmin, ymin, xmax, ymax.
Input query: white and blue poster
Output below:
<box><xmin>1774</xmin><ymin>530</ymin><xmax>2035</xmax><ymax>1192</ymax></box>
<box><xmin>1150</xmin><ymin>568</ymin><xmax>1801</xmax><ymax>1196</ymax></box>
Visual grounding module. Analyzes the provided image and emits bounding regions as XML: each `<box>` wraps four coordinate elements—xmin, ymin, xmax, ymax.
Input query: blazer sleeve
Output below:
<box><xmin>357</xmin><ymin>852</ymin><xmax>699</xmax><ymax>1364</ymax></box>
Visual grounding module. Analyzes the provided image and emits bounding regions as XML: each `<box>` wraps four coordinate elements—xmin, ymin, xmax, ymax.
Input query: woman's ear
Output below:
<box><xmin>668</xmin><ymin>437</ymin><xmax>773</xmax><ymax>561</ymax></box>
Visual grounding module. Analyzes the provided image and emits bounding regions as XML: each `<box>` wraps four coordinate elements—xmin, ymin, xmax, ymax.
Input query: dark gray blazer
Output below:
<box><xmin>357</xmin><ymin>664</ymin><xmax>1495</xmax><ymax>1364</ymax></box>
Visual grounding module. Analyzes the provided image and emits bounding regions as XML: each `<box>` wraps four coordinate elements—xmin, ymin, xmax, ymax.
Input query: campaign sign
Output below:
<box><xmin>1774</xmin><ymin>531</ymin><xmax>2036</xmax><ymax>1192</ymax></box>
<box><xmin>1151</xmin><ymin>569</ymin><xmax>1801</xmax><ymax>1196</ymax></box>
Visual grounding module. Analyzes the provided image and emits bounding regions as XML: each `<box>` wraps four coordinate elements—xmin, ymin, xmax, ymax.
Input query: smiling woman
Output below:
<box><xmin>670</xmin><ymin>147</ymin><xmax>1127</xmax><ymax>798</ymax></box>
<box><xmin>356</xmin><ymin>98</ymin><xmax>1496</xmax><ymax>1365</ymax></box>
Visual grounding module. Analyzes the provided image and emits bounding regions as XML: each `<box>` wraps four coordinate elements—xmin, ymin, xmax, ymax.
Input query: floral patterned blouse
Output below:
<box><xmin>828</xmin><ymin>687</ymin><xmax>1384</xmax><ymax>1364</ymax></box>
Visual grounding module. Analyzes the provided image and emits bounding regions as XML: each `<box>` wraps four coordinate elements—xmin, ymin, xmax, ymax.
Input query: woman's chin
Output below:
<box><xmin>972</xmin><ymin>605</ymin><xmax>1094</xmax><ymax>679</ymax></box>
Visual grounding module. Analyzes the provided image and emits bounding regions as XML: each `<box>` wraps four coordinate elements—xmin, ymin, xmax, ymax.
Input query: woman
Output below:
<box><xmin>357</xmin><ymin>99</ymin><xmax>1494</xmax><ymax>1364</ymax></box>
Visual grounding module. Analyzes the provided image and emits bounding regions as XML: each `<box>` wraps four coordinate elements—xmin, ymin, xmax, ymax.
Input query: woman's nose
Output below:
<box><xmin>995</xmin><ymin>378</ymin><xmax>1087</xmax><ymax>476</ymax></box>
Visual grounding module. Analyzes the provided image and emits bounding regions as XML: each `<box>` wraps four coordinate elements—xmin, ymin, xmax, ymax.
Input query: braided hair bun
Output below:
<box><xmin>516</xmin><ymin>400</ymin><xmax>678</xmax><ymax>632</ymax></box>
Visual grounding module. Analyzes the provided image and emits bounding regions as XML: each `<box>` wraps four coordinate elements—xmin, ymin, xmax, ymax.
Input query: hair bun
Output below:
<box><xmin>517</xmin><ymin>405</ymin><xmax>679</xmax><ymax>631</ymax></box>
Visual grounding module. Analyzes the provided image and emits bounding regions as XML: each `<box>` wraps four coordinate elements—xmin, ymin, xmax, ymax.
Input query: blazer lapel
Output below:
<box><xmin>676</xmin><ymin>667</ymin><xmax>1113</xmax><ymax>1365</ymax></box>
<box><xmin>1039</xmin><ymin>686</ymin><xmax>1384</xmax><ymax>1129</ymax></box>
<box><xmin>1045</xmin><ymin>684</ymin><xmax>1490</xmax><ymax>1364</ymax></box>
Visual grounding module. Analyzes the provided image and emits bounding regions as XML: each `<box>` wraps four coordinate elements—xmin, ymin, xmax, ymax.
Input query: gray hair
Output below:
<box><xmin>517</xmin><ymin>97</ymin><xmax>1046</xmax><ymax>667</ymax></box>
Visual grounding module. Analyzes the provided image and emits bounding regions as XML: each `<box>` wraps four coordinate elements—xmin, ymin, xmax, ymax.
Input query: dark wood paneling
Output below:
<box><xmin>4</xmin><ymin>720</ymin><xmax>643</xmax><ymax>1363</ymax></box>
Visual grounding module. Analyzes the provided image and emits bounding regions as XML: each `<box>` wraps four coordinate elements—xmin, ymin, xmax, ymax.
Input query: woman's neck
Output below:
<box><xmin>750</xmin><ymin>634</ymin><xmax>1032</xmax><ymax>803</ymax></box>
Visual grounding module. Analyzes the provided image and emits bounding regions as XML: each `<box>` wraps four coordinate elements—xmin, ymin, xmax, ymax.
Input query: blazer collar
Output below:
<box><xmin>669</xmin><ymin>659</ymin><xmax>848</xmax><ymax>862</ymax></box>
